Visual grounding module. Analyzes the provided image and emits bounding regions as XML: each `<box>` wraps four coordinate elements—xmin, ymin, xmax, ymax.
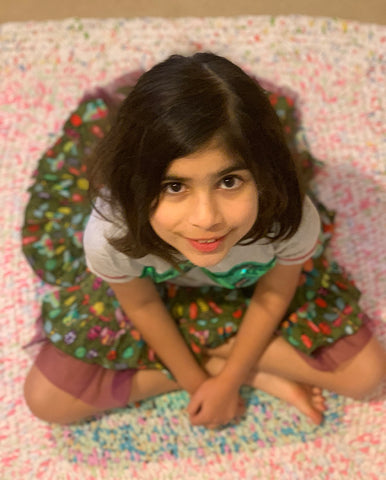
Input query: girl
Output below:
<box><xmin>23</xmin><ymin>53</ymin><xmax>385</xmax><ymax>429</ymax></box>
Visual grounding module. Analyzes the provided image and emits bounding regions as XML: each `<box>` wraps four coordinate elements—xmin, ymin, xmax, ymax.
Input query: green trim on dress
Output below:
<box><xmin>139</xmin><ymin>263</ymin><xmax>192</xmax><ymax>283</ymax></box>
<box><xmin>201</xmin><ymin>260</ymin><xmax>276</xmax><ymax>289</ymax></box>
<box><xmin>139</xmin><ymin>259</ymin><xmax>276</xmax><ymax>289</ymax></box>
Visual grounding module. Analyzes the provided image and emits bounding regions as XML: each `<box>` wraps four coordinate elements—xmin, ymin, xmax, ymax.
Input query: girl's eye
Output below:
<box><xmin>220</xmin><ymin>175</ymin><xmax>243</xmax><ymax>189</ymax></box>
<box><xmin>163</xmin><ymin>182</ymin><xmax>185</xmax><ymax>194</ymax></box>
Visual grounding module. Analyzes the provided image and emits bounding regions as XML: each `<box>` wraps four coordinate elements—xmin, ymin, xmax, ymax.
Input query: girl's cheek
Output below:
<box><xmin>150</xmin><ymin>203</ymin><xmax>177</xmax><ymax>230</ymax></box>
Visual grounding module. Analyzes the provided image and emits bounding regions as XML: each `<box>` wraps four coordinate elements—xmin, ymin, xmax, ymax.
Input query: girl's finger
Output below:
<box><xmin>191</xmin><ymin>409</ymin><xmax>226</xmax><ymax>427</ymax></box>
<box><xmin>190</xmin><ymin>414</ymin><xmax>208</xmax><ymax>426</ymax></box>
<box><xmin>189</xmin><ymin>405</ymin><xmax>209</xmax><ymax>425</ymax></box>
<box><xmin>207</xmin><ymin>424</ymin><xmax>221</xmax><ymax>430</ymax></box>
<box><xmin>186</xmin><ymin>395</ymin><xmax>202</xmax><ymax>416</ymax></box>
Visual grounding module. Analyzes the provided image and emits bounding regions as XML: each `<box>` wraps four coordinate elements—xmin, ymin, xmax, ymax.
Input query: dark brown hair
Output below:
<box><xmin>87</xmin><ymin>52</ymin><xmax>304</xmax><ymax>265</ymax></box>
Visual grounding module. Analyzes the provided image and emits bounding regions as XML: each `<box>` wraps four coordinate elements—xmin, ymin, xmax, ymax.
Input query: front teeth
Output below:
<box><xmin>197</xmin><ymin>239</ymin><xmax>216</xmax><ymax>244</ymax></box>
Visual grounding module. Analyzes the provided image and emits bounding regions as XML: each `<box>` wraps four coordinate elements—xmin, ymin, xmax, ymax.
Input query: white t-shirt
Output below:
<box><xmin>83</xmin><ymin>196</ymin><xmax>320</xmax><ymax>289</ymax></box>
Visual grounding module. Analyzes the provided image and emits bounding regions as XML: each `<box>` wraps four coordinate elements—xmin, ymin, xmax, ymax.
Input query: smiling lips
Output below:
<box><xmin>187</xmin><ymin>235</ymin><xmax>226</xmax><ymax>253</ymax></box>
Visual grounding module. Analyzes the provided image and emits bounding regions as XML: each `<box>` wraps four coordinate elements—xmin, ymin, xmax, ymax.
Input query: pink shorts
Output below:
<box><xmin>34</xmin><ymin>325</ymin><xmax>372</xmax><ymax>409</ymax></box>
<box><xmin>35</xmin><ymin>342</ymin><xmax>136</xmax><ymax>409</ymax></box>
<box><xmin>291</xmin><ymin>324</ymin><xmax>372</xmax><ymax>371</ymax></box>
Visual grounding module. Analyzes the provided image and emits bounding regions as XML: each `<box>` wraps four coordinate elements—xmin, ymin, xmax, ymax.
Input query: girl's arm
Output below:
<box><xmin>220</xmin><ymin>261</ymin><xmax>303</xmax><ymax>386</ymax></box>
<box><xmin>109</xmin><ymin>277</ymin><xmax>208</xmax><ymax>394</ymax></box>
<box><xmin>188</xmin><ymin>261</ymin><xmax>303</xmax><ymax>426</ymax></box>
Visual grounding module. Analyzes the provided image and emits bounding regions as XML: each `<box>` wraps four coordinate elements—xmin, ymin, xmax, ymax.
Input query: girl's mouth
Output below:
<box><xmin>187</xmin><ymin>236</ymin><xmax>225</xmax><ymax>253</ymax></box>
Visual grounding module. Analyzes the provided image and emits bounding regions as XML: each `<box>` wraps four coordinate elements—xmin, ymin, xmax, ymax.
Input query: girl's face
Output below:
<box><xmin>150</xmin><ymin>143</ymin><xmax>258</xmax><ymax>267</ymax></box>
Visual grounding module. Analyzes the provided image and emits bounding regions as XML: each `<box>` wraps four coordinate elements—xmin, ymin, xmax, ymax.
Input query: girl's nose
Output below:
<box><xmin>189</xmin><ymin>194</ymin><xmax>223</xmax><ymax>230</ymax></box>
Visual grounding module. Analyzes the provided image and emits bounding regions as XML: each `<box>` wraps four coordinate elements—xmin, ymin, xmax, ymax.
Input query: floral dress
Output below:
<box><xmin>21</xmin><ymin>73</ymin><xmax>367</xmax><ymax>376</ymax></box>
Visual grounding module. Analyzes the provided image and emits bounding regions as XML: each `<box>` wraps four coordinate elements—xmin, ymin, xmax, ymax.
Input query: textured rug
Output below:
<box><xmin>0</xmin><ymin>15</ymin><xmax>385</xmax><ymax>480</ymax></box>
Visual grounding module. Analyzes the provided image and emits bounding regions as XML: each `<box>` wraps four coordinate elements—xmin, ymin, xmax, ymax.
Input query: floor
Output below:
<box><xmin>1</xmin><ymin>0</ymin><xmax>385</xmax><ymax>24</ymax></box>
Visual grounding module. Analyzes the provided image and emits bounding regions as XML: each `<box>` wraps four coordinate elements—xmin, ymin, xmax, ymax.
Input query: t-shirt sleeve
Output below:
<box><xmin>83</xmin><ymin>207</ymin><xmax>143</xmax><ymax>283</ymax></box>
<box><xmin>272</xmin><ymin>196</ymin><xmax>320</xmax><ymax>265</ymax></box>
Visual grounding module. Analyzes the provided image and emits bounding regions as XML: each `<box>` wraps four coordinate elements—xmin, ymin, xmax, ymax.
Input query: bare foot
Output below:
<box><xmin>203</xmin><ymin>355</ymin><xmax>326</xmax><ymax>425</ymax></box>
<box><xmin>247</xmin><ymin>370</ymin><xmax>326</xmax><ymax>425</ymax></box>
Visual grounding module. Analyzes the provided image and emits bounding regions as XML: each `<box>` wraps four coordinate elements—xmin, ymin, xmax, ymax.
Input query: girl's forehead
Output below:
<box><xmin>164</xmin><ymin>146</ymin><xmax>246</xmax><ymax>179</ymax></box>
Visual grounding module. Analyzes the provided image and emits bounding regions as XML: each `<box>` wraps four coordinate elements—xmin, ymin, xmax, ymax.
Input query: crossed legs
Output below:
<box><xmin>24</xmin><ymin>334</ymin><xmax>385</xmax><ymax>425</ymax></box>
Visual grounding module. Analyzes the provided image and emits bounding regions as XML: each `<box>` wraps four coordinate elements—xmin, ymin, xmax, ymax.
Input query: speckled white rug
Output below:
<box><xmin>0</xmin><ymin>15</ymin><xmax>385</xmax><ymax>480</ymax></box>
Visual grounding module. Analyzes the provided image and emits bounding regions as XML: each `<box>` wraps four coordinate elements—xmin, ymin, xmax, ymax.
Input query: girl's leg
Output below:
<box><xmin>24</xmin><ymin>363</ymin><xmax>180</xmax><ymax>425</ymax></box>
<box><xmin>205</xmin><ymin>335</ymin><xmax>386</xmax><ymax>400</ymax></box>
<box><xmin>24</xmin><ymin>353</ymin><xmax>327</xmax><ymax>425</ymax></box>
<box><xmin>24</xmin><ymin>336</ymin><xmax>385</xmax><ymax>425</ymax></box>
<box><xmin>24</xmin><ymin>343</ymin><xmax>251</xmax><ymax>425</ymax></box>
<box><xmin>24</xmin><ymin>342</ymin><xmax>181</xmax><ymax>424</ymax></box>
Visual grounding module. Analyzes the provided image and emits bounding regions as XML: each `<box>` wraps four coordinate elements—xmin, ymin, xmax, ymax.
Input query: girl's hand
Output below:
<box><xmin>186</xmin><ymin>376</ymin><xmax>245</xmax><ymax>428</ymax></box>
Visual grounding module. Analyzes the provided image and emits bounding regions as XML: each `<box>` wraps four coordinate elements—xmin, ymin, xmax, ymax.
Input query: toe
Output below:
<box><xmin>312</xmin><ymin>386</ymin><xmax>323</xmax><ymax>396</ymax></box>
<box><xmin>314</xmin><ymin>400</ymin><xmax>327</xmax><ymax>412</ymax></box>
<box><xmin>298</xmin><ymin>397</ymin><xmax>324</xmax><ymax>425</ymax></box>
<box><xmin>300</xmin><ymin>403</ymin><xmax>323</xmax><ymax>425</ymax></box>
<box><xmin>310</xmin><ymin>410</ymin><xmax>323</xmax><ymax>425</ymax></box>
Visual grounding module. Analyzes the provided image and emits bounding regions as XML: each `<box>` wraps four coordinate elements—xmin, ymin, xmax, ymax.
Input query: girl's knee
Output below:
<box><xmin>24</xmin><ymin>365</ymin><xmax>52</xmax><ymax>421</ymax></box>
<box><xmin>348</xmin><ymin>339</ymin><xmax>386</xmax><ymax>399</ymax></box>
<box><xmin>24</xmin><ymin>365</ymin><xmax>73</xmax><ymax>424</ymax></box>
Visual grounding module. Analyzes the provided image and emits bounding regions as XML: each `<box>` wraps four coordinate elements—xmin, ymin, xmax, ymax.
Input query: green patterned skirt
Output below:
<box><xmin>22</xmin><ymin>75</ymin><xmax>369</xmax><ymax>376</ymax></box>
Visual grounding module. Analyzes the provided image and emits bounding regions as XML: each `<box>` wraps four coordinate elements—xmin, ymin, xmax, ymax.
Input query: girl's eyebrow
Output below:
<box><xmin>163</xmin><ymin>165</ymin><xmax>248</xmax><ymax>182</ymax></box>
